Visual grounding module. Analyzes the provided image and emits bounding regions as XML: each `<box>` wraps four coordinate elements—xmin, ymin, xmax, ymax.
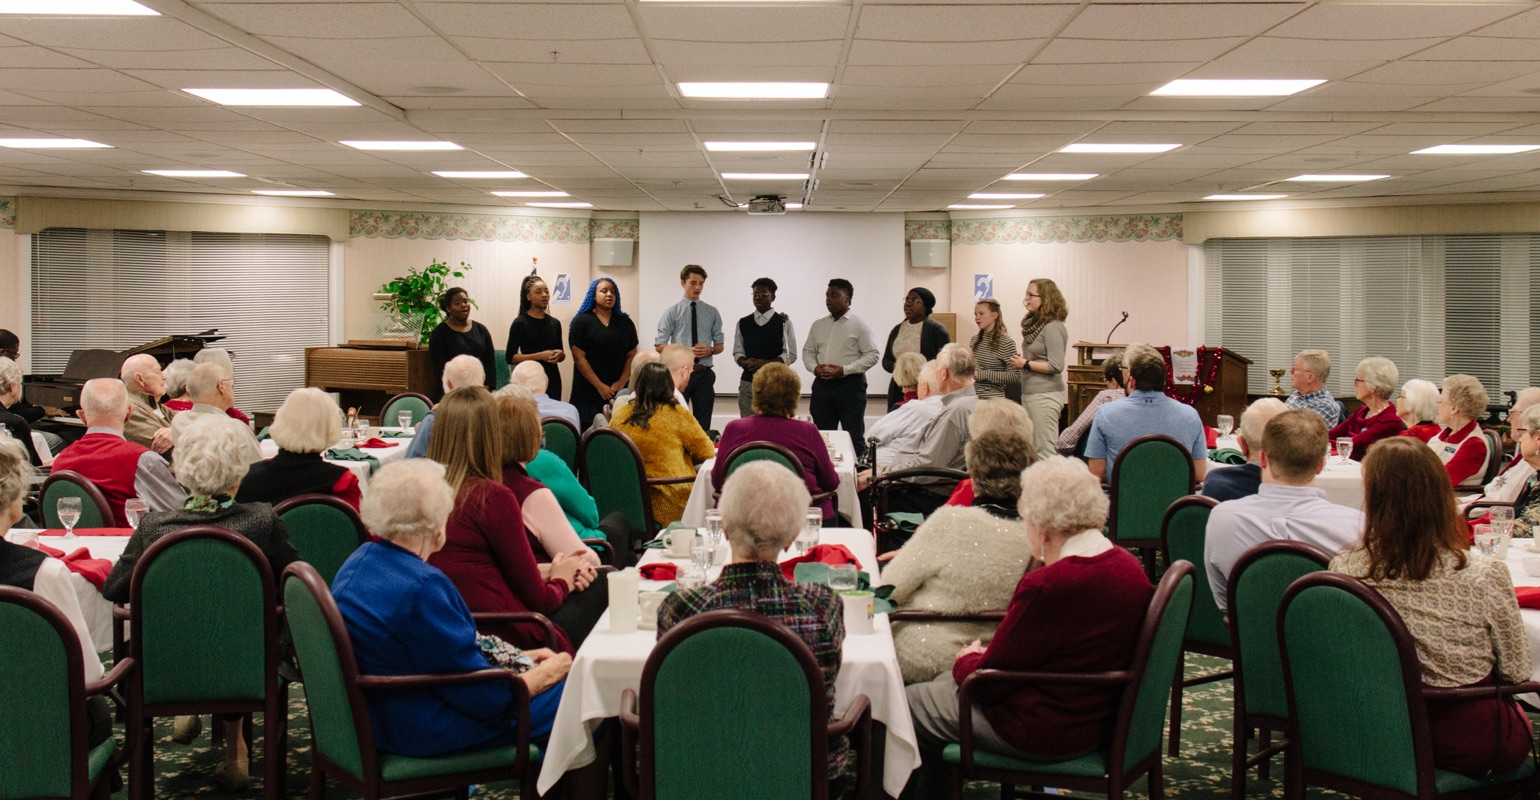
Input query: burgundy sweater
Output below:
<box><xmin>953</xmin><ymin>547</ymin><xmax>1153</xmax><ymax>758</ymax></box>
<box><xmin>1328</xmin><ymin>401</ymin><xmax>1406</xmax><ymax>462</ymax></box>
<box><xmin>427</xmin><ymin>479</ymin><xmax>573</xmax><ymax>653</ymax></box>
<box><xmin>710</xmin><ymin>415</ymin><xmax>841</xmax><ymax>520</ymax></box>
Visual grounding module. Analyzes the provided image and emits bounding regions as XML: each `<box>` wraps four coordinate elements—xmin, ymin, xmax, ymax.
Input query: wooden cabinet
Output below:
<box><xmin>305</xmin><ymin>343</ymin><xmax>433</xmax><ymax>416</ymax></box>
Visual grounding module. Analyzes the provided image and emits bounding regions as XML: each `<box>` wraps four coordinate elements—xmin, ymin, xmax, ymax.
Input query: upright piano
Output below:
<box><xmin>23</xmin><ymin>332</ymin><xmax>225</xmax><ymax>410</ymax></box>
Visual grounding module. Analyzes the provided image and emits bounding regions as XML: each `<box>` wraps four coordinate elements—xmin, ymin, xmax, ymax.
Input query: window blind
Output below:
<box><xmin>31</xmin><ymin>228</ymin><xmax>331</xmax><ymax>412</ymax></box>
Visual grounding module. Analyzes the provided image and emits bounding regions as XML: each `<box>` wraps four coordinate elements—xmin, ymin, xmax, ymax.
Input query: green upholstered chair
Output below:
<box><xmin>541</xmin><ymin>416</ymin><xmax>582</xmax><ymax>476</ymax></box>
<box><xmin>1159</xmin><ymin>495</ymin><xmax>1229</xmax><ymax>758</ymax></box>
<box><xmin>943</xmin><ymin>560</ymin><xmax>1196</xmax><ymax>800</ymax></box>
<box><xmin>715</xmin><ymin>441</ymin><xmax>836</xmax><ymax>505</ymax></box>
<box><xmin>1225</xmin><ymin>540</ymin><xmax>1330</xmax><ymax>800</ymax></box>
<box><xmin>381</xmin><ymin>392</ymin><xmax>432</xmax><ymax>429</ymax></box>
<box><xmin>39</xmin><ymin>470</ymin><xmax>115</xmax><ymax>528</ymax></box>
<box><xmin>619</xmin><ymin>609</ymin><xmax>871</xmax><ymax>800</ymax></box>
<box><xmin>123</xmin><ymin>526</ymin><xmax>286</xmax><ymax>800</ymax></box>
<box><xmin>494</xmin><ymin>349</ymin><xmax>511</xmax><ymax>389</ymax></box>
<box><xmin>281</xmin><ymin>562</ymin><xmax>545</xmax><ymax>800</ymax></box>
<box><xmin>1107</xmin><ymin>434</ymin><xmax>1197</xmax><ymax>576</ymax></box>
<box><xmin>0</xmin><ymin>587</ymin><xmax>134</xmax><ymax>800</ymax></box>
<box><xmin>274</xmin><ymin>494</ymin><xmax>369</xmax><ymax>587</ymax></box>
<box><xmin>1280</xmin><ymin>572</ymin><xmax>1540</xmax><ymax>800</ymax></box>
<box><xmin>579</xmin><ymin>426</ymin><xmax>693</xmax><ymax>549</ymax></box>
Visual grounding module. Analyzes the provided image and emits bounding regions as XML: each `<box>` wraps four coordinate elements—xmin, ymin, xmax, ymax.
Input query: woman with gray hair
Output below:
<box><xmin>101</xmin><ymin>412</ymin><xmax>299</xmax><ymax>790</ymax></box>
<box><xmin>331</xmin><ymin>459</ymin><xmax>572</xmax><ymax>759</ymax></box>
<box><xmin>0</xmin><ymin>356</ymin><xmax>43</xmax><ymax>464</ymax></box>
<box><xmin>1398</xmin><ymin>378</ymin><xmax>1441</xmax><ymax>442</ymax></box>
<box><xmin>906</xmin><ymin>456</ymin><xmax>1153</xmax><ymax>791</ymax></box>
<box><xmin>162</xmin><ymin>358</ymin><xmax>196</xmax><ymax>412</ymax></box>
<box><xmin>656</xmin><ymin>460</ymin><xmax>849</xmax><ymax>783</ymax></box>
<box><xmin>237</xmin><ymin>387</ymin><xmax>362</xmax><ymax>509</ymax></box>
<box><xmin>1432</xmin><ymin>374</ymin><xmax>1491</xmax><ymax>486</ymax></box>
<box><xmin>885</xmin><ymin>429</ymin><xmax>1037</xmax><ymax>683</ymax></box>
<box><xmin>1328</xmin><ymin>356</ymin><xmax>1405</xmax><ymax>462</ymax></box>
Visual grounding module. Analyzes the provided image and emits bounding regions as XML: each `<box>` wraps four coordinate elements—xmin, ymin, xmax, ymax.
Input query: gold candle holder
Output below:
<box><xmin>1268</xmin><ymin>367</ymin><xmax>1286</xmax><ymax>396</ymax></box>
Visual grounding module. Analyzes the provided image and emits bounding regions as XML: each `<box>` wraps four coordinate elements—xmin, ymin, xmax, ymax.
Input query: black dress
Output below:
<box><xmin>568</xmin><ymin>311</ymin><xmax>639</xmax><ymax>422</ymax></box>
<box><xmin>428</xmin><ymin>320</ymin><xmax>496</xmax><ymax>398</ymax></box>
<box><xmin>506</xmin><ymin>314</ymin><xmax>565</xmax><ymax>401</ymax></box>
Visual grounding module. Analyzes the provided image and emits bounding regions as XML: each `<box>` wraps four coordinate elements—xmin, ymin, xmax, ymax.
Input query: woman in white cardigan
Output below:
<box><xmin>884</xmin><ymin>429</ymin><xmax>1038</xmax><ymax>684</ymax></box>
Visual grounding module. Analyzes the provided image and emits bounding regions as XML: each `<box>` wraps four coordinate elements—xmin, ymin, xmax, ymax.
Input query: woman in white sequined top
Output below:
<box><xmin>1329</xmin><ymin>436</ymin><xmax>1532</xmax><ymax>777</ymax></box>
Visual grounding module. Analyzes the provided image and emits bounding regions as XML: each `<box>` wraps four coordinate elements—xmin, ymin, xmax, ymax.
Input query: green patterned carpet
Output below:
<box><xmin>104</xmin><ymin>655</ymin><xmax>1450</xmax><ymax>798</ymax></box>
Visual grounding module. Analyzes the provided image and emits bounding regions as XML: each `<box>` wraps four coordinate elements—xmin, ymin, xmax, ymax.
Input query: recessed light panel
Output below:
<box><xmin>252</xmin><ymin>190</ymin><xmax>335</xmax><ymax>197</ymax></box>
<box><xmin>1412</xmin><ymin>144</ymin><xmax>1540</xmax><ymax>155</ymax></box>
<box><xmin>1287</xmin><ymin>174</ymin><xmax>1390</xmax><ymax>182</ymax></box>
<box><xmin>434</xmin><ymin>170</ymin><xmax>527</xmax><ymax>179</ymax></box>
<box><xmin>493</xmin><ymin>191</ymin><xmax>569</xmax><ymax>198</ymax></box>
<box><xmin>341</xmin><ymin>140</ymin><xmax>462</xmax><ymax>151</ymax></box>
<box><xmin>679</xmin><ymin>82</ymin><xmax>829</xmax><ymax>100</ymax></box>
<box><xmin>704</xmin><ymin>141</ymin><xmax>817</xmax><ymax>152</ymax></box>
<box><xmin>184</xmin><ymin>88</ymin><xmax>358</xmax><ymax>107</ymax></box>
<box><xmin>970</xmin><ymin>193</ymin><xmax>1045</xmax><ymax>200</ymax></box>
<box><xmin>1203</xmin><ymin>194</ymin><xmax>1288</xmax><ymax>201</ymax></box>
<box><xmin>722</xmin><ymin>172</ymin><xmax>809</xmax><ymax>180</ymax></box>
<box><xmin>1003</xmin><ymin>173</ymin><xmax>1097</xmax><ymax>181</ymax></box>
<box><xmin>526</xmin><ymin>202</ymin><xmax>593</xmax><ymax>209</ymax></box>
<box><xmin>0</xmin><ymin>138</ymin><xmax>110</xmax><ymax>149</ymax></box>
<box><xmin>142</xmin><ymin>170</ymin><xmax>246</xmax><ymax>178</ymax></box>
<box><xmin>0</xmin><ymin>0</ymin><xmax>156</xmax><ymax>14</ymax></box>
<box><xmin>1151</xmin><ymin>79</ymin><xmax>1325</xmax><ymax>97</ymax></box>
<box><xmin>948</xmin><ymin>204</ymin><xmax>1014</xmax><ymax>210</ymax></box>
<box><xmin>1060</xmin><ymin>144</ymin><xmax>1180</xmax><ymax>154</ymax></box>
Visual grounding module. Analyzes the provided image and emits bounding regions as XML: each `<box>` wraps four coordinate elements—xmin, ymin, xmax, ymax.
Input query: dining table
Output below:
<box><xmin>535</xmin><ymin>526</ymin><xmax>920</xmax><ymax>797</ymax></box>
<box><xmin>679</xmin><ymin>428</ymin><xmax>860</xmax><ymax>527</ymax></box>
<box><xmin>3</xmin><ymin>528</ymin><xmax>130</xmax><ymax>654</ymax></box>
<box><xmin>257</xmin><ymin>426</ymin><xmax>415</xmax><ymax>492</ymax></box>
<box><xmin>1207</xmin><ymin>434</ymin><xmax>1366</xmax><ymax>509</ymax></box>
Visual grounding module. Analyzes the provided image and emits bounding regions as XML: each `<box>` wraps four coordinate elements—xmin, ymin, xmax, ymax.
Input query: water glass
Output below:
<box><xmin>676</xmin><ymin>566</ymin><xmax>708</xmax><ymax>591</ymax></box>
<box><xmin>1490</xmin><ymin>506</ymin><xmax>1515</xmax><ymax>525</ymax></box>
<box><xmin>704</xmin><ymin>508</ymin><xmax>724</xmax><ymax>546</ymax></box>
<box><xmin>397</xmin><ymin>410</ymin><xmax>413</xmax><ymax>431</ymax></box>
<box><xmin>1216</xmin><ymin>414</ymin><xmax>1234</xmax><ymax>438</ymax></box>
<box><xmin>1474</xmin><ymin>524</ymin><xmax>1499</xmax><ymax>557</ymax></box>
<box><xmin>123</xmin><ymin>498</ymin><xmax>148</xmax><ymax>530</ymax></box>
<box><xmin>1337</xmin><ymin>437</ymin><xmax>1354</xmax><ymax>464</ymax></box>
<box><xmin>829</xmin><ymin>563</ymin><xmax>859</xmax><ymax>592</ymax></box>
<box><xmin>796</xmin><ymin>508</ymin><xmax>822</xmax><ymax>554</ymax></box>
<box><xmin>690</xmin><ymin>537</ymin><xmax>715</xmax><ymax>572</ymax></box>
<box><xmin>57</xmin><ymin>496</ymin><xmax>81</xmax><ymax>540</ymax></box>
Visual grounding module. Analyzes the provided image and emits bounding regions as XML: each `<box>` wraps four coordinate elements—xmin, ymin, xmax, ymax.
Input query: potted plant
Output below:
<box><xmin>377</xmin><ymin>259</ymin><xmax>474</xmax><ymax>344</ymax></box>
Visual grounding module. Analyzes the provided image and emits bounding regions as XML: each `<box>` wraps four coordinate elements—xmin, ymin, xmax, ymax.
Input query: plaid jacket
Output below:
<box><xmin>1286</xmin><ymin>388</ymin><xmax>1342</xmax><ymax>427</ymax></box>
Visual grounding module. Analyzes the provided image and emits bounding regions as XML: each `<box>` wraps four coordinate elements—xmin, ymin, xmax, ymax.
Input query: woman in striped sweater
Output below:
<box><xmin>971</xmin><ymin>298</ymin><xmax>1019</xmax><ymax>401</ymax></box>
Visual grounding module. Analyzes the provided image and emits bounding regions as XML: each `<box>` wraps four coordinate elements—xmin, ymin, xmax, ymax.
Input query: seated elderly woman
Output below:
<box><xmin>611</xmin><ymin>362</ymin><xmax>714</xmax><ymax>527</ymax></box>
<box><xmin>333</xmin><ymin>459</ymin><xmax>572</xmax><ymax>758</ymax></box>
<box><xmin>885</xmin><ymin>429</ymin><xmax>1037</xmax><ymax>684</ymax></box>
<box><xmin>101</xmin><ymin>413</ymin><xmax>299</xmax><ymax>790</ymax></box>
<box><xmin>1055</xmin><ymin>354</ymin><xmax>1126</xmax><ymax>457</ymax></box>
<box><xmin>890</xmin><ymin>351</ymin><xmax>926</xmax><ymax>407</ymax></box>
<box><xmin>1493</xmin><ymin>404</ymin><xmax>1540</xmax><ymax>536</ymax></box>
<box><xmin>237</xmin><ymin>387</ymin><xmax>361</xmax><ymax>510</ymax></box>
<box><xmin>1473</xmin><ymin>387</ymin><xmax>1540</xmax><ymax>506</ymax></box>
<box><xmin>658</xmin><ymin>460</ymin><xmax>847</xmax><ymax>782</ymax></box>
<box><xmin>161</xmin><ymin>358</ymin><xmax>195</xmax><ymax>413</ymax></box>
<box><xmin>1431</xmin><ymin>374</ymin><xmax>1491</xmax><ymax>487</ymax></box>
<box><xmin>905</xmin><ymin>456</ymin><xmax>1154</xmax><ymax>792</ymax></box>
<box><xmin>0</xmin><ymin>356</ymin><xmax>43</xmax><ymax>465</ymax></box>
<box><xmin>1332</xmin><ymin>437</ymin><xmax>1531</xmax><ymax>775</ymax></box>
<box><xmin>866</xmin><ymin>360</ymin><xmax>943</xmax><ymax>470</ymax></box>
<box><xmin>711</xmin><ymin>362</ymin><xmax>840</xmax><ymax>523</ymax></box>
<box><xmin>1328</xmin><ymin>356</ymin><xmax>1405</xmax><ymax>461</ymax></box>
<box><xmin>943</xmin><ymin>398</ymin><xmax>1034</xmax><ymax>507</ymax></box>
<box><xmin>1397</xmin><ymin>378</ymin><xmax>1441</xmax><ymax>442</ymax></box>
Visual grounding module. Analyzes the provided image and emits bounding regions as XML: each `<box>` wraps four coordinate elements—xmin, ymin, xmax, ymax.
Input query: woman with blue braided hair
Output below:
<box><xmin>568</xmin><ymin>277</ymin><xmax>639</xmax><ymax>430</ymax></box>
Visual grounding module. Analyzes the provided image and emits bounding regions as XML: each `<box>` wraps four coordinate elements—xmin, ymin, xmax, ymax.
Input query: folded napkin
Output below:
<box><xmin>1205</xmin><ymin>427</ymin><xmax>1219</xmax><ymax>449</ymax></box>
<box><xmin>779</xmin><ymin>543</ymin><xmax>859</xmax><ymax>581</ymax></box>
<box><xmin>40</xmin><ymin>527</ymin><xmax>134</xmax><ymax>537</ymax></box>
<box><xmin>1210</xmin><ymin>448</ymin><xmax>1248</xmax><ymax>466</ymax></box>
<box><xmin>325</xmin><ymin>447</ymin><xmax>381</xmax><ymax>472</ymax></box>
<box><xmin>1516</xmin><ymin>587</ymin><xmax>1540</xmax><ymax>610</ymax></box>
<box><xmin>36</xmin><ymin>543</ymin><xmax>111</xmax><ymax>590</ymax></box>
<box><xmin>639</xmin><ymin>563</ymin><xmax>678</xmax><ymax>581</ymax></box>
<box><xmin>255</xmin><ymin>426</ymin><xmax>271</xmax><ymax>442</ymax></box>
<box><xmin>378</xmin><ymin>430</ymin><xmax>414</xmax><ymax>438</ymax></box>
<box><xmin>355</xmin><ymin>438</ymin><xmax>399</xmax><ymax>449</ymax></box>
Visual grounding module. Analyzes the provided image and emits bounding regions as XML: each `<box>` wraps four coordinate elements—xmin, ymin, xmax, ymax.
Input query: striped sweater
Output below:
<box><xmin>971</xmin><ymin>330</ymin><xmax>1019</xmax><ymax>400</ymax></box>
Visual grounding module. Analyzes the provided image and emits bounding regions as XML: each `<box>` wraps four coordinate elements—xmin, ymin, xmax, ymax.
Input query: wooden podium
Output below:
<box><xmin>1068</xmin><ymin>342</ymin><xmax>1126</xmax><ymax>422</ymax></box>
<box><xmin>1071</xmin><ymin>342</ymin><xmax>1252</xmax><ymax>427</ymax></box>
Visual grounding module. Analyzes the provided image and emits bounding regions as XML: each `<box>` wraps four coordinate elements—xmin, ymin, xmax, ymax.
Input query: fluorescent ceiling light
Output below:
<box><xmin>341</xmin><ymin>140</ymin><xmax>462</xmax><ymax>151</ymax></box>
<box><xmin>142</xmin><ymin>169</ymin><xmax>245</xmax><ymax>178</ymax></box>
<box><xmin>1004</xmin><ymin>173</ymin><xmax>1097</xmax><ymax>181</ymax></box>
<box><xmin>1287</xmin><ymin>174</ymin><xmax>1390</xmax><ymax>182</ymax></box>
<box><xmin>0</xmin><ymin>0</ymin><xmax>157</xmax><ymax>14</ymax></box>
<box><xmin>970</xmin><ymin>193</ymin><xmax>1045</xmax><ymax>200</ymax></box>
<box><xmin>704</xmin><ymin>141</ymin><xmax>817</xmax><ymax>152</ymax></box>
<box><xmin>1151</xmin><ymin>79</ymin><xmax>1325</xmax><ymax>97</ymax></box>
<box><xmin>721</xmin><ymin>172</ymin><xmax>809</xmax><ymax>180</ymax></box>
<box><xmin>784</xmin><ymin>203</ymin><xmax>804</xmax><ymax>209</ymax></box>
<box><xmin>252</xmin><ymin>190</ymin><xmax>335</xmax><ymax>197</ymax></box>
<box><xmin>949</xmin><ymin>204</ymin><xmax>1015</xmax><ymax>210</ymax></box>
<box><xmin>434</xmin><ymin>170</ymin><xmax>527</xmax><ymax>179</ymax></box>
<box><xmin>1060</xmin><ymin>143</ymin><xmax>1180</xmax><ymax>154</ymax></box>
<box><xmin>184</xmin><ymin>88</ymin><xmax>358</xmax><ymax>107</ymax></box>
<box><xmin>0</xmin><ymin>138</ymin><xmax>110</xmax><ymax>149</ymax></box>
<box><xmin>1412</xmin><ymin>144</ymin><xmax>1540</xmax><ymax>155</ymax></box>
<box><xmin>1203</xmin><ymin>194</ymin><xmax>1288</xmax><ymax>201</ymax></box>
<box><xmin>679</xmin><ymin>82</ymin><xmax>829</xmax><ymax>100</ymax></box>
<box><xmin>493</xmin><ymin>191</ymin><xmax>568</xmax><ymax>198</ymax></box>
<box><xmin>526</xmin><ymin>202</ymin><xmax>593</xmax><ymax>209</ymax></box>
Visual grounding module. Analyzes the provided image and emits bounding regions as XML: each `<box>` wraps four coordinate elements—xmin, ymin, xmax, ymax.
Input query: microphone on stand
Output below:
<box><xmin>1105</xmin><ymin>311</ymin><xmax>1129</xmax><ymax>343</ymax></box>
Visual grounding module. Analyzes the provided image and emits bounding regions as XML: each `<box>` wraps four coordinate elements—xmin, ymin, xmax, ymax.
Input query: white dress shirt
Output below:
<box><xmin>1204</xmin><ymin>482</ymin><xmax>1364</xmax><ymax>613</ymax></box>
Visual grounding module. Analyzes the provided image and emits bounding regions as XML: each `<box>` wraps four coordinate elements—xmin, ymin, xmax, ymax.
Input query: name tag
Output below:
<box><xmin>1443</xmin><ymin>444</ymin><xmax>1460</xmax><ymax>455</ymax></box>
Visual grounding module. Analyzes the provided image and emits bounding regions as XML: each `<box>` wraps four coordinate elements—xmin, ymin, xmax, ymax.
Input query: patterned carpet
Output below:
<box><xmin>106</xmin><ymin>655</ymin><xmax>1392</xmax><ymax>799</ymax></box>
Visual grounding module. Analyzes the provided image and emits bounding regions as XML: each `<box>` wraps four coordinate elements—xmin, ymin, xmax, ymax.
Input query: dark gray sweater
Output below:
<box><xmin>102</xmin><ymin>502</ymin><xmax>299</xmax><ymax>603</ymax></box>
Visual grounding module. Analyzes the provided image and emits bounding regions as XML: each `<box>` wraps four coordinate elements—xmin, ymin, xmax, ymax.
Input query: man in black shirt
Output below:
<box><xmin>732</xmin><ymin>278</ymin><xmax>798</xmax><ymax>418</ymax></box>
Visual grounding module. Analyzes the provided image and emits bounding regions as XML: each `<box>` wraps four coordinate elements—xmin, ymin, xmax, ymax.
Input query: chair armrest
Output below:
<box><xmin>829</xmin><ymin>694</ymin><xmax>873</xmax><ymax>800</ymax></box>
<box><xmin>1424</xmin><ymin>680</ymin><xmax>1540</xmax><ymax>702</ymax></box>
<box><xmin>84</xmin><ymin>656</ymin><xmax>134</xmax><ymax>696</ymax></box>
<box><xmin>956</xmin><ymin>668</ymin><xmax>1133</xmax><ymax>771</ymax></box>
<box><xmin>645</xmin><ymin>475</ymin><xmax>697</xmax><ymax>487</ymax></box>
<box><xmin>470</xmin><ymin>611</ymin><xmax>563</xmax><ymax>650</ymax></box>
<box><xmin>357</xmin><ymin>668</ymin><xmax>526</xmax><ymax>692</ymax></box>
<box><xmin>112</xmin><ymin>605</ymin><xmax>130</xmax><ymax>622</ymax></box>
<box><xmin>828</xmin><ymin>694</ymin><xmax>869</xmax><ymax>738</ymax></box>
<box><xmin>619</xmin><ymin>688</ymin><xmax>640</xmax><ymax>799</ymax></box>
<box><xmin>1464</xmin><ymin>500</ymin><xmax>1515</xmax><ymax>518</ymax></box>
<box><xmin>888</xmin><ymin>610</ymin><xmax>1006</xmax><ymax>624</ymax></box>
<box><xmin>872</xmin><ymin>467</ymin><xmax>968</xmax><ymax>485</ymax></box>
<box><xmin>810</xmin><ymin>490</ymin><xmax>837</xmax><ymax>503</ymax></box>
<box><xmin>581</xmin><ymin>537</ymin><xmax>615</xmax><ymax>566</ymax></box>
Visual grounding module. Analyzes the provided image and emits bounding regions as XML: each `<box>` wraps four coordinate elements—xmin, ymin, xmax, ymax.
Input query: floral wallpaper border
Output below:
<box><xmin>349</xmin><ymin>210</ymin><xmax>593</xmax><ymax>243</ymax></box>
<box><xmin>951</xmin><ymin>214</ymin><xmax>1183</xmax><ymax>245</ymax></box>
<box><xmin>0</xmin><ymin>197</ymin><xmax>14</xmax><ymax>229</ymax></box>
<box><xmin>590</xmin><ymin>219</ymin><xmax>639</xmax><ymax>240</ymax></box>
<box><xmin>904</xmin><ymin>220</ymin><xmax>950</xmax><ymax>242</ymax></box>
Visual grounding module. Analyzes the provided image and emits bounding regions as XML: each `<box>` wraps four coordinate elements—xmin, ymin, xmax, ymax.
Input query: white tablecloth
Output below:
<box><xmin>1498</xmin><ymin>544</ymin><xmax>1540</xmax><ymax>688</ymax></box>
<box><xmin>258</xmin><ymin>428</ymin><xmax>414</xmax><ymax>492</ymax></box>
<box><xmin>1207</xmin><ymin>435</ymin><xmax>1365</xmax><ymax>509</ymax></box>
<box><xmin>679</xmin><ymin>429</ymin><xmax>859</xmax><ymax>527</ymax></box>
<box><xmin>536</xmin><ymin>527</ymin><xmax>920</xmax><ymax>797</ymax></box>
<box><xmin>4</xmin><ymin>530</ymin><xmax>130</xmax><ymax>654</ymax></box>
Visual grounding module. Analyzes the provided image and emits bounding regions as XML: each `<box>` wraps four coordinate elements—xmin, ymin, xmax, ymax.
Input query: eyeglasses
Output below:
<box><xmin>1515</xmin><ymin>428</ymin><xmax>1531</xmax><ymax>437</ymax></box>
<box><xmin>1026</xmin><ymin>292</ymin><xmax>1042</xmax><ymax>298</ymax></box>
<box><xmin>1352</xmin><ymin>378</ymin><xmax>1365</xmax><ymax>385</ymax></box>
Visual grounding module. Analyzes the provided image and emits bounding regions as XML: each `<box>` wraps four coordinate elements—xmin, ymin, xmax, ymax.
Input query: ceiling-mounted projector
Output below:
<box><xmin>747</xmin><ymin>195</ymin><xmax>786</xmax><ymax>215</ymax></box>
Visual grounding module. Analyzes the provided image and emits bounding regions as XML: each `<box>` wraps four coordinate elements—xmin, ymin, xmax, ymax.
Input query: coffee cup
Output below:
<box><xmin>665</xmin><ymin>529</ymin><xmax>696</xmax><ymax>558</ymax></box>
<box><xmin>841</xmin><ymin>590</ymin><xmax>875</xmax><ymax>636</ymax></box>
<box><xmin>637</xmin><ymin>591</ymin><xmax>668</xmax><ymax>630</ymax></box>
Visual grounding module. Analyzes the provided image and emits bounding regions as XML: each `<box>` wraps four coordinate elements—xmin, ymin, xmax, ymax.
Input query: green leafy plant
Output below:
<box><xmin>378</xmin><ymin>259</ymin><xmax>474</xmax><ymax>343</ymax></box>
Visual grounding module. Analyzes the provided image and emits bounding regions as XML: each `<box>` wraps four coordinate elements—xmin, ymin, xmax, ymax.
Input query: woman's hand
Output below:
<box><xmin>549</xmin><ymin>349</ymin><xmax>567</xmax><ymax>363</ymax></box>
<box><xmin>1009</xmin><ymin>354</ymin><xmax>1027</xmax><ymax>370</ymax></box>
<box><xmin>610</xmin><ymin>377</ymin><xmax>627</xmax><ymax>396</ymax></box>
<box><xmin>520</xmin><ymin>650</ymin><xmax>573</xmax><ymax>694</ymax></box>
<box><xmin>549</xmin><ymin>551</ymin><xmax>584</xmax><ymax>589</ymax></box>
<box><xmin>955</xmin><ymin>639</ymin><xmax>987</xmax><ymax>660</ymax></box>
<box><xmin>598</xmin><ymin>383</ymin><xmax>616</xmax><ymax>401</ymax></box>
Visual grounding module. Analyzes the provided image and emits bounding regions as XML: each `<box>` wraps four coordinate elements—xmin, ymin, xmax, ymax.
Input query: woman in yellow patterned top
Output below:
<box><xmin>1330</xmin><ymin>436</ymin><xmax>1532</xmax><ymax>777</ymax></box>
<box><xmin>610</xmin><ymin>362</ymin><xmax>715</xmax><ymax>526</ymax></box>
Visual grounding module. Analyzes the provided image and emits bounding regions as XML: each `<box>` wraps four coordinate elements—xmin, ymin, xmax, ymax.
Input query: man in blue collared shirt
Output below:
<box><xmin>655</xmin><ymin>264</ymin><xmax>724</xmax><ymax>432</ymax></box>
<box><xmin>1085</xmin><ymin>342</ymin><xmax>1208</xmax><ymax>482</ymax></box>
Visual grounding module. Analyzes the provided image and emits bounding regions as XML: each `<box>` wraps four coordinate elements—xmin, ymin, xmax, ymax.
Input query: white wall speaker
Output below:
<box><xmin>909</xmin><ymin>238</ymin><xmax>951</xmax><ymax>268</ymax></box>
<box><xmin>593</xmin><ymin>237</ymin><xmax>635</xmax><ymax>267</ymax></box>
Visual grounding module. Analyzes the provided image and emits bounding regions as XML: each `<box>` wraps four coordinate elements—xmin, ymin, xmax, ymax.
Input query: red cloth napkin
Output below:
<box><xmin>779</xmin><ymin>543</ymin><xmax>860</xmax><ymax>580</ymax></box>
<box><xmin>1205</xmin><ymin>427</ymin><xmax>1218</xmax><ymax>449</ymax></box>
<box><xmin>1516</xmin><ymin>587</ymin><xmax>1540</xmax><ymax>610</ymax></box>
<box><xmin>639</xmin><ymin>563</ymin><xmax>677</xmax><ymax>581</ymax></box>
<box><xmin>35</xmin><ymin>543</ymin><xmax>112</xmax><ymax>590</ymax></box>
<box><xmin>356</xmin><ymin>438</ymin><xmax>398</xmax><ymax>449</ymax></box>
<box><xmin>40</xmin><ymin>527</ymin><xmax>134</xmax><ymax>537</ymax></box>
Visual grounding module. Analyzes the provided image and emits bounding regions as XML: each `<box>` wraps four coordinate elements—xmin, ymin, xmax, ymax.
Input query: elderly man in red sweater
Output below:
<box><xmin>51</xmin><ymin>378</ymin><xmax>185</xmax><ymax>525</ymax></box>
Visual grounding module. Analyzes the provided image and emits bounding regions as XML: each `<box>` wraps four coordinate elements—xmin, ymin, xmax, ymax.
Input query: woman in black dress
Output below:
<box><xmin>506</xmin><ymin>274</ymin><xmax>566</xmax><ymax>400</ymax></box>
<box><xmin>427</xmin><ymin>287</ymin><xmax>495</xmax><ymax>398</ymax></box>
<box><xmin>880</xmin><ymin>287</ymin><xmax>951</xmax><ymax>410</ymax></box>
<box><xmin>568</xmin><ymin>278</ymin><xmax>638</xmax><ymax>430</ymax></box>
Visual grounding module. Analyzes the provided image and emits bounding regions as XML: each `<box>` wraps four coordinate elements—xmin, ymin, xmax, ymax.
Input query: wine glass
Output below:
<box><xmin>397</xmin><ymin>410</ymin><xmax>413</xmax><ymax>431</ymax></box>
<box><xmin>57</xmin><ymin>497</ymin><xmax>81</xmax><ymax>540</ymax></box>
<box><xmin>690</xmin><ymin>535</ymin><xmax>715</xmax><ymax>573</ymax></box>
<box><xmin>1336</xmin><ymin>437</ymin><xmax>1354</xmax><ymax>465</ymax></box>
<box><xmin>1216</xmin><ymin>414</ymin><xmax>1234</xmax><ymax>439</ymax></box>
<box><xmin>704</xmin><ymin>508</ymin><xmax>723</xmax><ymax>547</ymax></box>
<box><xmin>1473</xmin><ymin>524</ymin><xmax>1498</xmax><ymax>557</ymax></box>
<box><xmin>123</xmin><ymin>498</ymin><xmax>148</xmax><ymax>531</ymax></box>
